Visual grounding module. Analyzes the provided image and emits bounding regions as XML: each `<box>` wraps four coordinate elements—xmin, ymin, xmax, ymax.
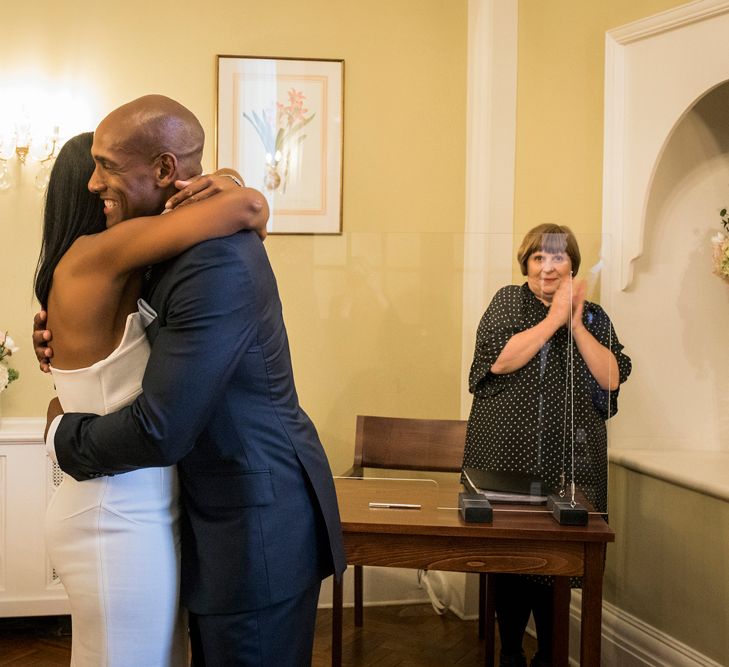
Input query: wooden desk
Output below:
<box><xmin>331</xmin><ymin>476</ymin><xmax>614</xmax><ymax>667</ymax></box>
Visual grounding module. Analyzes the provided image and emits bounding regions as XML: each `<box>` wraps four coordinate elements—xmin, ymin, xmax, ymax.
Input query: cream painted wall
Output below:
<box><xmin>513</xmin><ymin>0</ymin><xmax>688</xmax><ymax>276</ymax></box>
<box><xmin>0</xmin><ymin>1</ymin><xmax>467</xmax><ymax>474</ymax></box>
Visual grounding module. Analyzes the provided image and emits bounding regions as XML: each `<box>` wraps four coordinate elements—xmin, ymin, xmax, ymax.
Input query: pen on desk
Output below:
<box><xmin>368</xmin><ymin>502</ymin><xmax>422</xmax><ymax>510</ymax></box>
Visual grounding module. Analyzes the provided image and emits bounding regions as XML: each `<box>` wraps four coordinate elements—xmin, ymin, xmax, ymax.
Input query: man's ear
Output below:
<box><xmin>154</xmin><ymin>153</ymin><xmax>178</xmax><ymax>186</ymax></box>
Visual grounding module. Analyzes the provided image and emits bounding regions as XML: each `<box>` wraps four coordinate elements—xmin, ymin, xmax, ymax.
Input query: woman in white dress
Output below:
<box><xmin>33</xmin><ymin>130</ymin><xmax>268</xmax><ymax>666</ymax></box>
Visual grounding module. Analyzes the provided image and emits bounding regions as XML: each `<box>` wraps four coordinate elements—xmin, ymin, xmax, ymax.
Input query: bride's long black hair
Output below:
<box><xmin>34</xmin><ymin>132</ymin><xmax>106</xmax><ymax>309</ymax></box>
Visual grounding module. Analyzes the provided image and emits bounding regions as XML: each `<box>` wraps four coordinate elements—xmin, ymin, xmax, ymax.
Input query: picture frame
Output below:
<box><xmin>216</xmin><ymin>55</ymin><xmax>344</xmax><ymax>235</ymax></box>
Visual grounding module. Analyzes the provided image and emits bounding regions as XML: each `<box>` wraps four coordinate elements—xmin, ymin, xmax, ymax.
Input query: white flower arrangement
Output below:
<box><xmin>713</xmin><ymin>210</ymin><xmax>729</xmax><ymax>284</ymax></box>
<box><xmin>0</xmin><ymin>331</ymin><xmax>19</xmax><ymax>393</ymax></box>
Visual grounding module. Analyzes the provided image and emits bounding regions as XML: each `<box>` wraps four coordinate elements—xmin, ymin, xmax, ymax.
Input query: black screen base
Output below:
<box><xmin>458</xmin><ymin>492</ymin><xmax>493</xmax><ymax>523</ymax></box>
<box><xmin>547</xmin><ymin>494</ymin><xmax>588</xmax><ymax>526</ymax></box>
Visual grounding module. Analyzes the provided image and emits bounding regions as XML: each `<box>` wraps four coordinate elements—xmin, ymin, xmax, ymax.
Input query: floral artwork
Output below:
<box><xmin>713</xmin><ymin>210</ymin><xmax>729</xmax><ymax>284</ymax></box>
<box><xmin>243</xmin><ymin>89</ymin><xmax>316</xmax><ymax>194</ymax></box>
<box><xmin>217</xmin><ymin>56</ymin><xmax>343</xmax><ymax>234</ymax></box>
<box><xmin>0</xmin><ymin>331</ymin><xmax>19</xmax><ymax>393</ymax></box>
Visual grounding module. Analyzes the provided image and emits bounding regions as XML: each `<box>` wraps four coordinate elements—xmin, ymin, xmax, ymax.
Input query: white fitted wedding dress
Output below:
<box><xmin>45</xmin><ymin>306</ymin><xmax>187</xmax><ymax>667</ymax></box>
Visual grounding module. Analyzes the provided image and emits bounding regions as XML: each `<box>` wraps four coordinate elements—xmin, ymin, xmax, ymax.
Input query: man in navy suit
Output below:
<box><xmin>40</xmin><ymin>95</ymin><xmax>346</xmax><ymax>665</ymax></box>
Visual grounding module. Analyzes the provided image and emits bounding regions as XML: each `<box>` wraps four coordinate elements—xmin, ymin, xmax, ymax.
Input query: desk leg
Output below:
<box><xmin>332</xmin><ymin>576</ymin><xmax>343</xmax><ymax>667</ymax></box>
<box><xmin>354</xmin><ymin>565</ymin><xmax>363</xmax><ymax>627</ymax></box>
<box><xmin>478</xmin><ymin>573</ymin><xmax>486</xmax><ymax>639</ymax></box>
<box><xmin>484</xmin><ymin>574</ymin><xmax>496</xmax><ymax>667</ymax></box>
<box><xmin>552</xmin><ymin>577</ymin><xmax>570</xmax><ymax>667</ymax></box>
<box><xmin>580</xmin><ymin>543</ymin><xmax>606</xmax><ymax>667</ymax></box>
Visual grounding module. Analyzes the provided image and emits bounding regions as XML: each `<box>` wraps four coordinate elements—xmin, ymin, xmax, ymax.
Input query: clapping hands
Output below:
<box><xmin>549</xmin><ymin>276</ymin><xmax>586</xmax><ymax>330</ymax></box>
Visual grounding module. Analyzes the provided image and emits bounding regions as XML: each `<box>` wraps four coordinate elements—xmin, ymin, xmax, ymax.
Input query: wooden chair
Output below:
<box><xmin>343</xmin><ymin>415</ymin><xmax>494</xmax><ymax>650</ymax></box>
<box><xmin>346</xmin><ymin>414</ymin><xmax>468</xmax><ymax>476</ymax></box>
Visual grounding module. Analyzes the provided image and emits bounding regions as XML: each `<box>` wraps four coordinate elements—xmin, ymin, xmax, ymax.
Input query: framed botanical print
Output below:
<box><xmin>217</xmin><ymin>55</ymin><xmax>344</xmax><ymax>234</ymax></box>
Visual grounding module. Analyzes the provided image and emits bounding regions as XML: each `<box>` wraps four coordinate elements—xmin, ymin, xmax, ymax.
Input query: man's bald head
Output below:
<box><xmin>88</xmin><ymin>95</ymin><xmax>207</xmax><ymax>225</ymax></box>
<box><xmin>97</xmin><ymin>95</ymin><xmax>204</xmax><ymax>179</ymax></box>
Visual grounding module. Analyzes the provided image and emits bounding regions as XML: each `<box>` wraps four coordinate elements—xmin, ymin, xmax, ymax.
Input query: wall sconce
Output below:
<box><xmin>0</xmin><ymin>114</ymin><xmax>62</xmax><ymax>191</ymax></box>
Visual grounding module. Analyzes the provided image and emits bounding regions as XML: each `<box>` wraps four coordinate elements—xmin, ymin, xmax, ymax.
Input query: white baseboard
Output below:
<box><xmin>318</xmin><ymin>567</ymin><xmax>430</xmax><ymax>610</ymax></box>
<box><xmin>569</xmin><ymin>592</ymin><xmax>722</xmax><ymax>667</ymax></box>
<box><xmin>0</xmin><ymin>596</ymin><xmax>70</xmax><ymax>618</ymax></box>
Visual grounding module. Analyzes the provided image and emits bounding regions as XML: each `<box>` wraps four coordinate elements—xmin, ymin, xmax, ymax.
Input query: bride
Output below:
<box><xmin>34</xmin><ymin>128</ymin><xmax>267</xmax><ymax>666</ymax></box>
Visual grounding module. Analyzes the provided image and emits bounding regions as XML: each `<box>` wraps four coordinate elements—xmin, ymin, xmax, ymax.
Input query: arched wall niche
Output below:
<box><xmin>637</xmin><ymin>79</ymin><xmax>729</xmax><ymax>296</ymax></box>
<box><xmin>637</xmin><ymin>77</ymin><xmax>729</xmax><ymax>276</ymax></box>
<box><xmin>604</xmin><ymin>0</ymin><xmax>729</xmax><ymax>452</ymax></box>
<box><xmin>603</xmin><ymin>0</ymin><xmax>729</xmax><ymax>292</ymax></box>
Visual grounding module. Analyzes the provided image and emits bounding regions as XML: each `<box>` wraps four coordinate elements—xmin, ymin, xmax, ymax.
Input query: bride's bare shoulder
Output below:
<box><xmin>53</xmin><ymin>232</ymin><xmax>110</xmax><ymax>278</ymax></box>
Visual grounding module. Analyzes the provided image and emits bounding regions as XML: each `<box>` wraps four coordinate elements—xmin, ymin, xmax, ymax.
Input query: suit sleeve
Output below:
<box><xmin>54</xmin><ymin>236</ymin><xmax>257</xmax><ymax>481</ymax></box>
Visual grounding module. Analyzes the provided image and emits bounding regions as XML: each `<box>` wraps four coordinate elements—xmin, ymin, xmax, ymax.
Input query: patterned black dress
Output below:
<box><xmin>462</xmin><ymin>283</ymin><xmax>632</xmax><ymax>515</ymax></box>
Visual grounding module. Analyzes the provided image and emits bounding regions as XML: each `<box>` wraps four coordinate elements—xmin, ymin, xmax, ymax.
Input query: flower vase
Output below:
<box><xmin>264</xmin><ymin>164</ymin><xmax>281</xmax><ymax>191</ymax></box>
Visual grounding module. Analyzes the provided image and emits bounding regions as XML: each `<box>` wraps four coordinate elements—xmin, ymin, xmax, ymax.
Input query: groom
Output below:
<box><xmin>37</xmin><ymin>95</ymin><xmax>345</xmax><ymax>665</ymax></box>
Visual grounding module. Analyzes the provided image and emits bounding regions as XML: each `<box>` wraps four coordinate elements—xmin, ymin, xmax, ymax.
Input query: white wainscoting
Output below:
<box><xmin>0</xmin><ymin>417</ymin><xmax>69</xmax><ymax>617</ymax></box>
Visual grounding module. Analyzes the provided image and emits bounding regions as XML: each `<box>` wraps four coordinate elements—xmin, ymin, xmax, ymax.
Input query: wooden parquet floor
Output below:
<box><xmin>0</xmin><ymin>605</ymin><xmax>536</xmax><ymax>666</ymax></box>
<box><xmin>0</xmin><ymin>616</ymin><xmax>72</xmax><ymax>666</ymax></box>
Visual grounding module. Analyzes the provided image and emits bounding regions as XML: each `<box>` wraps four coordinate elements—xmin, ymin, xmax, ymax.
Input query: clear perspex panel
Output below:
<box><xmin>327</xmin><ymin>230</ymin><xmax>624</xmax><ymax>524</ymax></box>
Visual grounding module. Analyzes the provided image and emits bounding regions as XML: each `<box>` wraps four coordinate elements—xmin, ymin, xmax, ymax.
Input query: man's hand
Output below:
<box><xmin>164</xmin><ymin>172</ymin><xmax>268</xmax><ymax>241</ymax></box>
<box><xmin>32</xmin><ymin>310</ymin><xmax>53</xmax><ymax>373</ymax></box>
<box><xmin>44</xmin><ymin>397</ymin><xmax>64</xmax><ymax>441</ymax></box>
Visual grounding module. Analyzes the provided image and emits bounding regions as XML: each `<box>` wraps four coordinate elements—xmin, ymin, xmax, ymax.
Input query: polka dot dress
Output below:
<box><xmin>463</xmin><ymin>283</ymin><xmax>632</xmax><ymax>516</ymax></box>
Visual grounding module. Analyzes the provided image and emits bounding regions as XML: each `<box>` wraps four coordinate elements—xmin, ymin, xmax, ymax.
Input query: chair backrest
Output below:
<box><xmin>353</xmin><ymin>415</ymin><xmax>467</xmax><ymax>473</ymax></box>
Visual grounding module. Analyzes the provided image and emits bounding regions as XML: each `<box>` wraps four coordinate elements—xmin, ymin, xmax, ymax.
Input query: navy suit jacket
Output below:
<box><xmin>54</xmin><ymin>231</ymin><xmax>346</xmax><ymax>614</ymax></box>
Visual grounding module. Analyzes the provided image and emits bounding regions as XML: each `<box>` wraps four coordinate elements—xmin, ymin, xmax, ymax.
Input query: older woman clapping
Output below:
<box><xmin>462</xmin><ymin>223</ymin><xmax>631</xmax><ymax>667</ymax></box>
